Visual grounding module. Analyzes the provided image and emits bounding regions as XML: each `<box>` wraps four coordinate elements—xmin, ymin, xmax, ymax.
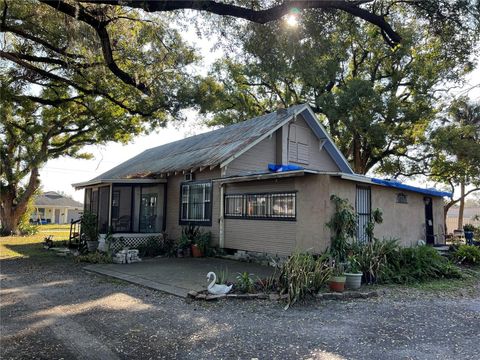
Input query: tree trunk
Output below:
<box><xmin>353</xmin><ymin>135</ymin><xmax>363</xmax><ymax>173</ymax></box>
<box><xmin>457</xmin><ymin>180</ymin><xmax>465</xmax><ymax>230</ymax></box>
<box><xmin>0</xmin><ymin>168</ymin><xmax>39</xmax><ymax>235</ymax></box>
<box><xmin>0</xmin><ymin>203</ymin><xmax>23</xmax><ymax>235</ymax></box>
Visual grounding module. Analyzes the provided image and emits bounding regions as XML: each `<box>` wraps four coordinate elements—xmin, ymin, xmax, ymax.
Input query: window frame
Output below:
<box><xmin>224</xmin><ymin>191</ymin><xmax>297</xmax><ymax>221</ymax></box>
<box><xmin>178</xmin><ymin>180</ymin><xmax>213</xmax><ymax>226</ymax></box>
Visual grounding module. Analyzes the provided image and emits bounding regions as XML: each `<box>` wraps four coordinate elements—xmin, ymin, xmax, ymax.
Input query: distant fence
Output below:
<box><xmin>446</xmin><ymin>217</ymin><xmax>480</xmax><ymax>233</ymax></box>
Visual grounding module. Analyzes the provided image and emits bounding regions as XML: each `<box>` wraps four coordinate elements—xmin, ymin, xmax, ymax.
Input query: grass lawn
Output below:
<box><xmin>0</xmin><ymin>225</ymin><xmax>70</xmax><ymax>260</ymax></box>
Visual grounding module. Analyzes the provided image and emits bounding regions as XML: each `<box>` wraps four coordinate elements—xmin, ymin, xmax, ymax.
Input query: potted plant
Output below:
<box><xmin>81</xmin><ymin>211</ymin><xmax>99</xmax><ymax>252</ymax></box>
<box><xmin>194</xmin><ymin>231</ymin><xmax>211</xmax><ymax>257</ymax></box>
<box><xmin>329</xmin><ymin>262</ymin><xmax>346</xmax><ymax>292</ymax></box>
<box><xmin>191</xmin><ymin>243</ymin><xmax>204</xmax><ymax>257</ymax></box>
<box><xmin>177</xmin><ymin>234</ymin><xmax>191</xmax><ymax>257</ymax></box>
<box><xmin>344</xmin><ymin>255</ymin><xmax>362</xmax><ymax>290</ymax></box>
<box><xmin>464</xmin><ymin>224</ymin><xmax>475</xmax><ymax>245</ymax></box>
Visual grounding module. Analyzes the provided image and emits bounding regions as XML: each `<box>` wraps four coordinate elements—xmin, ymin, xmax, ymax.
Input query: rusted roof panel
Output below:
<box><xmin>90</xmin><ymin>105</ymin><xmax>306</xmax><ymax>181</ymax></box>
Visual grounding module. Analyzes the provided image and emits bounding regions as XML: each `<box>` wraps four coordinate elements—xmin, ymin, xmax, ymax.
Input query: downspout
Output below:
<box><xmin>219</xmin><ymin>183</ymin><xmax>225</xmax><ymax>249</ymax></box>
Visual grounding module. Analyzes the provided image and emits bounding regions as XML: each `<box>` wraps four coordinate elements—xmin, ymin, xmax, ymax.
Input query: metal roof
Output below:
<box><xmin>338</xmin><ymin>173</ymin><xmax>452</xmax><ymax>198</ymax></box>
<box><xmin>35</xmin><ymin>192</ymin><xmax>83</xmax><ymax>208</ymax></box>
<box><xmin>84</xmin><ymin>104</ymin><xmax>307</xmax><ymax>182</ymax></box>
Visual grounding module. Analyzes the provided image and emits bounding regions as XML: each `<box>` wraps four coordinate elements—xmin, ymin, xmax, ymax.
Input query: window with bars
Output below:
<box><xmin>180</xmin><ymin>181</ymin><xmax>212</xmax><ymax>225</ymax></box>
<box><xmin>356</xmin><ymin>186</ymin><xmax>371</xmax><ymax>243</ymax></box>
<box><xmin>225</xmin><ymin>192</ymin><xmax>296</xmax><ymax>220</ymax></box>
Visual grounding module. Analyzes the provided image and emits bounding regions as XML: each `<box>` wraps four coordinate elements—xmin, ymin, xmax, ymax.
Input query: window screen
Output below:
<box><xmin>180</xmin><ymin>181</ymin><xmax>212</xmax><ymax>224</ymax></box>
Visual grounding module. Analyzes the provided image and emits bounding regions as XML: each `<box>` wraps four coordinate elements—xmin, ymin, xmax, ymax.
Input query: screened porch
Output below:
<box><xmin>83</xmin><ymin>181</ymin><xmax>166</xmax><ymax>234</ymax></box>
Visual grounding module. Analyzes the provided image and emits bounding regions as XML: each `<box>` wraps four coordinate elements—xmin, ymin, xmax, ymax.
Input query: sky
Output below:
<box><xmin>38</xmin><ymin>18</ymin><xmax>480</xmax><ymax>203</ymax></box>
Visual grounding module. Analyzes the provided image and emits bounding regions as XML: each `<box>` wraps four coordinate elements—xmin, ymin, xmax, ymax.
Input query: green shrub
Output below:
<box><xmin>326</xmin><ymin>195</ymin><xmax>357</xmax><ymax>261</ymax></box>
<box><xmin>179</xmin><ymin>225</ymin><xmax>212</xmax><ymax>255</ymax></box>
<box><xmin>351</xmin><ymin>238</ymin><xmax>400</xmax><ymax>284</ymax></box>
<box><xmin>453</xmin><ymin>245</ymin><xmax>480</xmax><ymax>265</ymax></box>
<box><xmin>383</xmin><ymin>245</ymin><xmax>462</xmax><ymax>284</ymax></box>
<box><xmin>81</xmin><ymin>211</ymin><xmax>98</xmax><ymax>242</ymax></box>
<box><xmin>236</xmin><ymin>272</ymin><xmax>254</xmax><ymax>293</ymax></box>
<box><xmin>137</xmin><ymin>235</ymin><xmax>175</xmax><ymax>257</ymax></box>
<box><xmin>75</xmin><ymin>251</ymin><xmax>112</xmax><ymax>264</ymax></box>
<box><xmin>195</xmin><ymin>231</ymin><xmax>212</xmax><ymax>255</ymax></box>
<box><xmin>137</xmin><ymin>236</ymin><xmax>163</xmax><ymax>257</ymax></box>
<box><xmin>278</xmin><ymin>252</ymin><xmax>332</xmax><ymax>308</ymax></box>
<box><xmin>463</xmin><ymin>224</ymin><xmax>476</xmax><ymax>232</ymax></box>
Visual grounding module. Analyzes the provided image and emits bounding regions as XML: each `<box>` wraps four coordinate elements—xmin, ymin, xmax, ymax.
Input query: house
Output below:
<box><xmin>73</xmin><ymin>104</ymin><xmax>450</xmax><ymax>255</ymax></box>
<box><xmin>32</xmin><ymin>191</ymin><xmax>83</xmax><ymax>224</ymax></box>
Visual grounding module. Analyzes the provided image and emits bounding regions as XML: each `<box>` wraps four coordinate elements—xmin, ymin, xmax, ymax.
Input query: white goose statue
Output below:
<box><xmin>206</xmin><ymin>272</ymin><xmax>233</xmax><ymax>295</ymax></box>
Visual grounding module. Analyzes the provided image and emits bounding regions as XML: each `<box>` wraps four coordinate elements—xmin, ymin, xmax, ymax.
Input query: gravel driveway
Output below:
<box><xmin>1</xmin><ymin>255</ymin><xmax>479</xmax><ymax>360</ymax></box>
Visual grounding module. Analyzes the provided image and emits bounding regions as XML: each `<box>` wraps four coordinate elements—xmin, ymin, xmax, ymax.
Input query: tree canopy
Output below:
<box><xmin>194</xmin><ymin>5</ymin><xmax>478</xmax><ymax>173</ymax></box>
<box><xmin>0</xmin><ymin>0</ymin><xmax>199</xmax><ymax>233</ymax></box>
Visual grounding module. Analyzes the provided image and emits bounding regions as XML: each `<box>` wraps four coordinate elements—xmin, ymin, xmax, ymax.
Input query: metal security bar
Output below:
<box><xmin>181</xmin><ymin>182</ymin><xmax>212</xmax><ymax>222</ymax></box>
<box><xmin>225</xmin><ymin>192</ymin><xmax>296</xmax><ymax>220</ymax></box>
<box><xmin>356</xmin><ymin>186</ymin><xmax>371</xmax><ymax>243</ymax></box>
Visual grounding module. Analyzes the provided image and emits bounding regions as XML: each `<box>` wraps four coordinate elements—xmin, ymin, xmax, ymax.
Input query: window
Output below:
<box><xmin>225</xmin><ymin>194</ymin><xmax>243</xmax><ymax>217</ymax></box>
<box><xmin>180</xmin><ymin>181</ymin><xmax>212</xmax><ymax>224</ymax></box>
<box><xmin>356</xmin><ymin>186</ymin><xmax>371</xmax><ymax>243</ymax></box>
<box><xmin>396</xmin><ymin>193</ymin><xmax>408</xmax><ymax>204</ymax></box>
<box><xmin>225</xmin><ymin>192</ymin><xmax>296</xmax><ymax>220</ymax></box>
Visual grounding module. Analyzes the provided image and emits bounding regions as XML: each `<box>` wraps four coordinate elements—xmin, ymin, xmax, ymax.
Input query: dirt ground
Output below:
<box><xmin>1</xmin><ymin>250</ymin><xmax>480</xmax><ymax>360</ymax></box>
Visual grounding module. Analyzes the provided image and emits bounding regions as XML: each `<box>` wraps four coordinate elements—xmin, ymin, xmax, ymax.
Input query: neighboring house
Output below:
<box><xmin>73</xmin><ymin>104</ymin><xmax>450</xmax><ymax>255</ymax></box>
<box><xmin>32</xmin><ymin>191</ymin><xmax>83</xmax><ymax>224</ymax></box>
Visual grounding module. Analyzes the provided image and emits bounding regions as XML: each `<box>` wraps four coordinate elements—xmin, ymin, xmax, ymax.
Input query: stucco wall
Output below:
<box><xmin>165</xmin><ymin>168</ymin><xmax>221</xmax><ymax>246</ymax></box>
<box><xmin>328</xmin><ymin>177</ymin><xmax>446</xmax><ymax>246</ymax></box>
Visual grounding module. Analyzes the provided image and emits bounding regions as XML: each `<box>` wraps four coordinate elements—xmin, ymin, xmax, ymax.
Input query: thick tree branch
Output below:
<box><xmin>65</xmin><ymin>1</ymin><xmax>402</xmax><ymax>45</ymax></box>
<box><xmin>39</xmin><ymin>0</ymin><xmax>151</xmax><ymax>95</ymax></box>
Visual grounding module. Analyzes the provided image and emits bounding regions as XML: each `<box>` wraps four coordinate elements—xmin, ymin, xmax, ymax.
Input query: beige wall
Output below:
<box><xmin>165</xmin><ymin>168</ymin><xmax>221</xmax><ymax>246</ymax></box>
<box><xmin>225</xmin><ymin>114</ymin><xmax>339</xmax><ymax>178</ymax></box>
<box><xmin>226</xmin><ymin>136</ymin><xmax>276</xmax><ymax>176</ymax></box>
<box><xmin>222</xmin><ymin>174</ymin><xmax>332</xmax><ymax>255</ymax></box>
<box><xmin>223</xmin><ymin>178</ymin><xmax>297</xmax><ymax>256</ymax></box>
<box><xmin>328</xmin><ymin>177</ymin><xmax>446</xmax><ymax>246</ymax></box>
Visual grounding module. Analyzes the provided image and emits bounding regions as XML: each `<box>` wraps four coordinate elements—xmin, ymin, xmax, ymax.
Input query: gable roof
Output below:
<box><xmin>74</xmin><ymin>104</ymin><xmax>353</xmax><ymax>188</ymax></box>
<box><xmin>35</xmin><ymin>191</ymin><xmax>83</xmax><ymax>208</ymax></box>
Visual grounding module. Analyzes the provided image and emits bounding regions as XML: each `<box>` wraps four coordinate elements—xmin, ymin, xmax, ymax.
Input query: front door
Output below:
<box><xmin>424</xmin><ymin>197</ymin><xmax>434</xmax><ymax>245</ymax></box>
<box><xmin>54</xmin><ymin>209</ymin><xmax>60</xmax><ymax>224</ymax></box>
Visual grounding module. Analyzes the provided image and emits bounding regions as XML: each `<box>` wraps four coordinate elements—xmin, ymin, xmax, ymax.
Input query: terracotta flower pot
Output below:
<box><xmin>329</xmin><ymin>276</ymin><xmax>346</xmax><ymax>293</ymax></box>
<box><xmin>191</xmin><ymin>244</ymin><xmax>204</xmax><ymax>258</ymax></box>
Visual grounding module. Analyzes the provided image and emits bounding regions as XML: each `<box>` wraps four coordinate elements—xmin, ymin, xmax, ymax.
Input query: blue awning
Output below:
<box><xmin>370</xmin><ymin>178</ymin><xmax>452</xmax><ymax>198</ymax></box>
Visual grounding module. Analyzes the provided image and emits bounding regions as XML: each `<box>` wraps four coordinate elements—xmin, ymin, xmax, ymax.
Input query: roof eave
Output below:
<box><xmin>72</xmin><ymin>178</ymin><xmax>167</xmax><ymax>190</ymax></box>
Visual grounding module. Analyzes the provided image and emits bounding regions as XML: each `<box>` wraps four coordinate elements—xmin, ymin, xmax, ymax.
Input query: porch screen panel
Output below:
<box><xmin>98</xmin><ymin>187</ymin><xmax>110</xmax><ymax>233</ymax></box>
<box><xmin>84</xmin><ymin>188</ymin><xmax>92</xmax><ymax>213</ymax></box>
<box><xmin>139</xmin><ymin>185</ymin><xmax>162</xmax><ymax>233</ymax></box>
<box><xmin>111</xmin><ymin>186</ymin><xmax>132</xmax><ymax>232</ymax></box>
<box><xmin>90</xmin><ymin>189</ymin><xmax>98</xmax><ymax>216</ymax></box>
<box><xmin>356</xmin><ymin>186</ymin><xmax>371</xmax><ymax>243</ymax></box>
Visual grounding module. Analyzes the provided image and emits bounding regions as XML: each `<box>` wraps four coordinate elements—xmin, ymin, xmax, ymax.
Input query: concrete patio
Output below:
<box><xmin>84</xmin><ymin>257</ymin><xmax>275</xmax><ymax>297</ymax></box>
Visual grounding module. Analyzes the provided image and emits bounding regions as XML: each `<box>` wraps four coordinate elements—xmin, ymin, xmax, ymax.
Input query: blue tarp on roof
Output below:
<box><xmin>268</xmin><ymin>164</ymin><xmax>304</xmax><ymax>172</ymax></box>
<box><xmin>370</xmin><ymin>178</ymin><xmax>452</xmax><ymax>198</ymax></box>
